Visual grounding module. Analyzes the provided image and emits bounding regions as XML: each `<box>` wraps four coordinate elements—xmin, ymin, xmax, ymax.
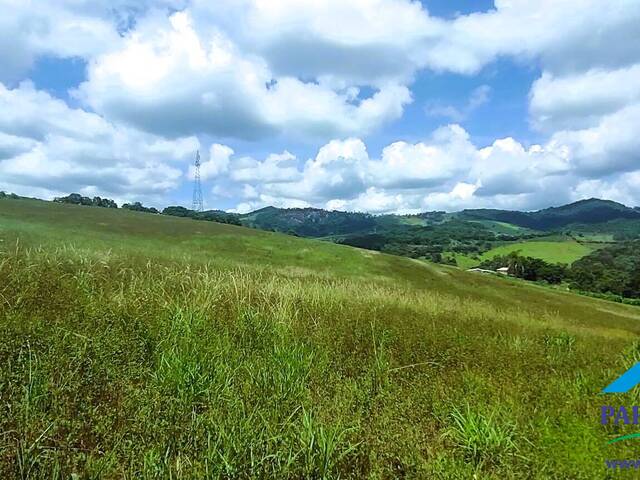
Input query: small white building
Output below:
<box><xmin>496</xmin><ymin>267</ymin><xmax>510</xmax><ymax>275</ymax></box>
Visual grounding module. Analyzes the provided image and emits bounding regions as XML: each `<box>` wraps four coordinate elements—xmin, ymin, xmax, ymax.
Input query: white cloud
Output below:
<box><xmin>264</xmin><ymin>139</ymin><xmax>369</xmax><ymax>202</ymax></box>
<box><xmin>549</xmin><ymin>103</ymin><xmax>640</xmax><ymax>176</ymax></box>
<box><xmin>2</xmin><ymin>0</ymin><xmax>640</xmax><ymax>213</ymax></box>
<box><xmin>212</xmin><ymin>113</ymin><xmax>640</xmax><ymax>213</ymax></box>
<box><xmin>77</xmin><ymin>10</ymin><xmax>412</xmax><ymax>140</ymax></box>
<box><xmin>226</xmin><ymin>0</ymin><xmax>444</xmax><ymax>85</ymax></box>
<box><xmin>230</xmin><ymin>151</ymin><xmax>300</xmax><ymax>184</ymax></box>
<box><xmin>530</xmin><ymin>66</ymin><xmax>640</xmax><ymax>131</ymax></box>
<box><xmin>70</xmin><ymin>0</ymin><xmax>640</xmax><ymax>154</ymax></box>
<box><xmin>0</xmin><ymin>82</ymin><xmax>198</xmax><ymax>203</ymax></box>
<box><xmin>189</xmin><ymin>144</ymin><xmax>234</xmax><ymax>180</ymax></box>
<box><xmin>573</xmin><ymin>171</ymin><xmax>640</xmax><ymax>207</ymax></box>
<box><xmin>0</xmin><ymin>0</ymin><xmax>188</xmax><ymax>83</ymax></box>
<box><xmin>372</xmin><ymin>125</ymin><xmax>477</xmax><ymax>189</ymax></box>
<box><xmin>423</xmin><ymin>0</ymin><xmax>640</xmax><ymax>75</ymax></box>
<box><xmin>0</xmin><ymin>132</ymin><xmax>37</xmax><ymax>160</ymax></box>
<box><xmin>326</xmin><ymin>187</ymin><xmax>414</xmax><ymax>214</ymax></box>
<box><xmin>234</xmin><ymin>127</ymin><xmax>479</xmax><ymax>208</ymax></box>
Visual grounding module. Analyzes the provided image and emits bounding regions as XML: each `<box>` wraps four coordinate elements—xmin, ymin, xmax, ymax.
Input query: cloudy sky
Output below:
<box><xmin>1</xmin><ymin>0</ymin><xmax>639</xmax><ymax>213</ymax></box>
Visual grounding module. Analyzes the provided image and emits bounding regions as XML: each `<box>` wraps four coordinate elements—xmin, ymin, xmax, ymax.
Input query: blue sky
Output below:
<box><xmin>1</xmin><ymin>0</ymin><xmax>639</xmax><ymax>213</ymax></box>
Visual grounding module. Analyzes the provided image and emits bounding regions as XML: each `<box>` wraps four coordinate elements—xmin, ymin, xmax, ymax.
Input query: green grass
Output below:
<box><xmin>572</xmin><ymin>233</ymin><xmax>615</xmax><ymax>242</ymax></box>
<box><xmin>396</xmin><ymin>217</ymin><xmax>428</xmax><ymax>226</ymax></box>
<box><xmin>446</xmin><ymin>252</ymin><xmax>482</xmax><ymax>270</ymax></box>
<box><xmin>444</xmin><ymin>403</ymin><xmax>518</xmax><ymax>468</ymax></box>
<box><xmin>468</xmin><ymin>220</ymin><xmax>534</xmax><ymax>235</ymax></box>
<box><xmin>2</xmin><ymin>198</ymin><xmax>640</xmax><ymax>478</ymax></box>
<box><xmin>480</xmin><ymin>239</ymin><xmax>594</xmax><ymax>265</ymax></box>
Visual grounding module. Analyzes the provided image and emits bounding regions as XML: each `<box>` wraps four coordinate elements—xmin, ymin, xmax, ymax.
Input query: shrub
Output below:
<box><xmin>122</xmin><ymin>201</ymin><xmax>159</xmax><ymax>214</ymax></box>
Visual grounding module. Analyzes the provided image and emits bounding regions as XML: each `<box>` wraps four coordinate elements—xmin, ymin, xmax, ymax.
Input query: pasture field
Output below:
<box><xmin>1</xmin><ymin>198</ymin><xmax>640</xmax><ymax>478</ymax></box>
<box><xmin>479</xmin><ymin>239</ymin><xmax>594</xmax><ymax>265</ymax></box>
<box><xmin>446</xmin><ymin>252</ymin><xmax>481</xmax><ymax>270</ymax></box>
<box><xmin>467</xmin><ymin>220</ymin><xmax>534</xmax><ymax>235</ymax></box>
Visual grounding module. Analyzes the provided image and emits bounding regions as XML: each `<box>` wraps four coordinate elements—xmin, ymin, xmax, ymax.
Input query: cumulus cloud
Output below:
<box><xmin>548</xmin><ymin>103</ymin><xmax>640</xmax><ymax>176</ymax></box>
<box><xmin>224</xmin><ymin>0</ymin><xmax>444</xmax><ymax>85</ymax></box>
<box><xmin>226</xmin><ymin>126</ymin><xmax>479</xmax><ymax>207</ymax></box>
<box><xmin>70</xmin><ymin>0</ymin><xmax>640</xmax><ymax>148</ymax></box>
<box><xmin>2</xmin><ymin>0</ymin><xmax>640</xmax><ymax>213</ymax></box>
<box><xmin>372</xmin><ymin>125</ymin><xmax>477</xmax><ymax>189</ymax></box>
<box><xmin>205</xmin><ymin>114</ymin><xmax>640</xmax><ymax>213</ymax></box>
<box><xmin>530</xmin><ymin>66</ymin><xmax>640</xmax><ymax>131</ymax></box>
<box><xmin>0</xmin><ymin>0</ymin><xmax>188</xmax><ymax>83</ymax></box>
<box><xmin>422</xmin><ymin>0</ymin><xmax>640</xmax><ymax>75</ymax></box>
<box><xmin>230</xmin><ymin>151</ymin><xmax>300</xmax><ymax>184</ymax></box>
<box><xmin>76</xmin><ymin>10</ymin><xmax>412</xmax><ymax>140</ymax></box>
<box><xmin>0</xmin><ymin>82</ymin><xmax>198</xmax><ymax>203</ymax></box>
<box><xmin>189</xmin><ymin>144</ymin><xmax>234</xmax><ymax>181</ymax></box>
<box><xmin>326</xmin><ymin>188</ymin><xmax>413</xmax><ymax>214</ymax></box>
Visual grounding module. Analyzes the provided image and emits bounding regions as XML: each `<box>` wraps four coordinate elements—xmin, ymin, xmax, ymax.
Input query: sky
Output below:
<box><xmin>1</xmin><ymin>0</ymin><xmax>639</xmax><ymax>214</ymax></box>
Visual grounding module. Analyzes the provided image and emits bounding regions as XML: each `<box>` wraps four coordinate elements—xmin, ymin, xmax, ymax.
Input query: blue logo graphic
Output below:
<box><xmin>602</xmin><ymin>363</ymin><xmax>640</xmax><ymax>394</ymax></box>
<box><xmin>602</xmin><ymin>362</ymin><xmax>640</xmax><ymax>444</ymax></box>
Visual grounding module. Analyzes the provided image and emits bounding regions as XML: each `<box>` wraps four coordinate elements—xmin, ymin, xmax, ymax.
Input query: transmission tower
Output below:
<box><xmin>192</xmin><ymin>150</ymin><xmax>204</xmax><ymax>212</ymax></box>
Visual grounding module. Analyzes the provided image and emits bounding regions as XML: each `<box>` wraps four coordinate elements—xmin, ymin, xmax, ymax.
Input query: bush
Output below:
<box><xmin>162</xmin><ymin>206</ymin><xmax>241</xmax><ymax>225</ymax></box>
<box><xmin>122</xmin><ymin>202</ymin><xmax>159</xmax><ymax>214</ymax></box>
<box><xmin>54</xmin><ymin>193</ymin><xmax>118</xmax><ymax>208</ymax></box>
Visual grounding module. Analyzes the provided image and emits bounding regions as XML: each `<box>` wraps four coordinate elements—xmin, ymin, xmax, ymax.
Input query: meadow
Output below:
<box><xmin>2</xmin><ymin>198</ymin><xmax>640</xmax><ymax>478</ymax></box>
<box><xmin>451</xmin><ymin>238</ymin><xmax>595</xmax><ymax>269</ymax></box>
<box><xmin>479</xmin><ymin>239</ymin><xmax>594</xmax><ymax>264</ymax></box>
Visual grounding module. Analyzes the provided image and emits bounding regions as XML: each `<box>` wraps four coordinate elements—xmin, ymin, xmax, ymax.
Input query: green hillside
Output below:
<box><xmin>468</xmin><ymin>220</ymin><xmax>535</xmax><ymax>235</ymax></box>
<box><xmin>231</xmin><ymin>199</ymin><xmax>640</xmax><ymax>270</ymax></box>
<box><xmin>1</xmin><ymin>197</ymin><xmax>639</xmax><ymax>478</ymax></box>
<box><xmin>458</xmin><ymin>198</ymin><xmax>640</xmax><ymax>230</ymax></box>
<box><xmin>480</xmin><ymin>239</ymin><xmax>595</xmax><ymax>265</ymax></box>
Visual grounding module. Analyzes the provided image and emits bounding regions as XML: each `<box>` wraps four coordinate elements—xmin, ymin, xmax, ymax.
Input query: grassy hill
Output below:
<box><xmin>1</xmin><ymin>197</ymin><xmax>640</xmax><ymax>478</ymax></box>
<box><xmin>480</xmin><ymin>239</ymin><xmax>595</xmax><ymax>265</ymax></box>
<box><xmin>231</xmin><ymin>199</ymin><xmax>640</xmax><ymax>270</ymax></box>
<box><xmin>448</xmin><ymin>238</ymin><xmax>596</xmax><ymax>269</ymax></box>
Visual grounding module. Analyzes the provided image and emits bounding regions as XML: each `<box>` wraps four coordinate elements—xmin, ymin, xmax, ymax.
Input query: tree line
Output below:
<box><xmin>479</xmin><ymin>244</ymin><xmax>640</xmax><ymax>301</ymax></box>
<box><xmin>52</xmin><ymin>193</ymin><xmax>240</xmax><ymax>225</ymax></box>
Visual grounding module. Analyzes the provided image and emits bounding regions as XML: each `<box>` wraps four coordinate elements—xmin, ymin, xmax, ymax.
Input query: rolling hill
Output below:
<box><xmin>238</xmin><ymin>198</ymin><xmax>640</xmax><ymax>237</ymax></box>
<box><xmin>457</xmin><ymin>198</ymin><xmax>640</xmax><ymax>230</ymax></box>
<box><xmin>46</xmin><ymin>190</ymin><xmax>640</xmax><ymax>266</ymax></box>
<box><xmin>1</xmin><ymin>196</ymin><xmax>640</xmax><ymax>478</ymax></box>
<box><xmin>234</xmin><ymin>198</ymin><xmax>640</xmax><ymax>268</ymax></box>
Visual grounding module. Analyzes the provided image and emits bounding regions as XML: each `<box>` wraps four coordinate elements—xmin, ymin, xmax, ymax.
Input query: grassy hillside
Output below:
<box><xmin>467</xmin><ymin>220</ymin><xmax>535</xmax><ymax>235</ymax></box>
<box><xmin>449</xmin><ymin>238</ymin><xmax>595</xmax><ymax>269</ymax></box>
<box><xmin>479</xmin><ymin>239</ymin><xmax>595</xmax><ymax>265</ymax></box>
<box><xmin>1</xmin><ymin>198</ymin><xmax>640</xmax><ymax>478</ymax></box>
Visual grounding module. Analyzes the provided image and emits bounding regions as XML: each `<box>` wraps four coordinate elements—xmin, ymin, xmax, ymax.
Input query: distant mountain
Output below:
<box><xmin>455</xmin><ymin>208</ymin><xmax>538</xmax><ymax>229</ymax></box>
<box><xmin>457</xmin><ymin>199</ymin><xmax>640</xmax><ymax>230</ymax></box>
<box><xmin>238</xmin><ymin>199</ymin><xmax>640</xmax><ymax>236</ymax></box>
<box><xmin>230</xmin><ymin>199</ymin><xmax>640</xmax><ymax>262</ymax></box>
<box><xmin>6</xmin><ymin>191</ymin><xmax>639</xmax><ymax>268</ymax></box>
<box><xmin>239</xmin><ymin>207</ymin><xmax>377</xmax><ymax>237</ymax></box>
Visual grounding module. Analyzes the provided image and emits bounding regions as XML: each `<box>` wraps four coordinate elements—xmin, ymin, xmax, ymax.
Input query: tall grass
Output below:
<box><xmin>444</xmin><ymin>403</ymin><xmax>518</xmax><ymax>467</ymax></box>
<box><xmin>2</xmin><ymin>202</ymin><xmax>640</xmax><ymax>477</ymax></box>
